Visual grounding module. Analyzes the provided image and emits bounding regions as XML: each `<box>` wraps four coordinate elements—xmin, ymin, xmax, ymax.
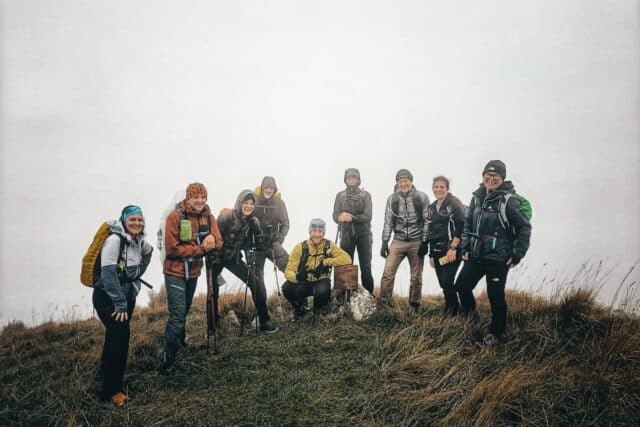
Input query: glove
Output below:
<box><xmin>255</xmin><ymin>233</ymin><xmax>270</xmax><ymax>251</ymax></box>
<box><xmin>249</xmin><ymin>216</ymin><xmax>261</xmax><ymax>233</ymax></box>
<box><xmin>222</xmin><ymin>247</ymin><xmax>238</xmax><ymax>263</ymax></box>
<box><xmin>380</xmin><ymin>240</ymin><xmax>389</xmax><ymax>258</ymax></box>
<box><xmin>313</xmin><ymin>262</ymin><xmax>330</xmax><ymax>278</ymax></box>
<box><xmin>296</xmin><ymin>270</ymin><xmax>307</xmax><ymax>283</ymax></box>
<box><xmin>418</xmin><ymin>241</ymin><xmax>429</xmax><ymax>257</ymax></box>
<box><xmin>509</xmin><ymin>254</ymin><xmax>522</xmax><ymax>266</ymax></box>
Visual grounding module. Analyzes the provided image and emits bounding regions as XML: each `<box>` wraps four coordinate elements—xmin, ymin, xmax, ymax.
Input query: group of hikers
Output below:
<box><xmin>89</xmin><ymin>159</ymin><xmax>532</xmax><ymax>406</ymax></box>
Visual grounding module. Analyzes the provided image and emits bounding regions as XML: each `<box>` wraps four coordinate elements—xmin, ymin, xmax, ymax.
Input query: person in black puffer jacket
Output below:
<box><xmin>426</xmin><ymin>176</ymin><xmax>465</xmax><ymax>316</ymax></box>
<box><xmin>333</xmin><ymin>168</ymin><xmax>374</xmax><ymax>294</ymax></box>
<box><xmin>455</xmin><ymin>160</ymin><xmax>532</xmax><ymax>346</ymax></box>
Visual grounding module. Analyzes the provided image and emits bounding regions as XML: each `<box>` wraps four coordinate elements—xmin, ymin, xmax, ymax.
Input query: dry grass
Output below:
<box><xmin>1</xmin><ymin>282</ymin><xmax>639</xmax><ymax>426</ymax></box>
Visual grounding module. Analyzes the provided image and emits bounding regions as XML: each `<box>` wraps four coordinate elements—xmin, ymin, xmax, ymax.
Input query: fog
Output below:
<box><xmin>1</xmin><ymin>1</ymin><xmax>638</xmax><ymax>326</ymax></box>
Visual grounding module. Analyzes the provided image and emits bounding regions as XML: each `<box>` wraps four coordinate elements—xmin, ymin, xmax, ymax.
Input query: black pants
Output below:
<box><xmin>455</xmin><ymin>260</ymin><xmax>509</xmax><ymax>336</ymax></box>
<box><xmin>212</xmin><ymin>259</ymin><xmax>271</xmax><ymax>324</ymax></box>
<box><xmin>339</xmin><ymin>230</ymin><xmax>374</xmax><ymax>293</ymax></box>
<box><xmin>282</xmin><ymin>279</ymin><xmax>331</xmax><ymax>315</ymax></box>
<box><xmin>432</xmin><ymin>253</ymin><xmax>461</xmax><ymax>316</ymax></box>
<box><xmin>254</xmin><ymin>242</ymin><xmax>289</xmax><ymax>288</ymax></box>
<box><xmin>92</xmin><ymin>286</ymin><xmax>135</xmax><ymax>401</ymax></box>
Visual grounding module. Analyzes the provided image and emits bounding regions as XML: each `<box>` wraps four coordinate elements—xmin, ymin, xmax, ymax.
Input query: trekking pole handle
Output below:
<box><xmin>139</xmin><ymin>278</ymin><xmax>153</xmax><ymax>289</ymax></box>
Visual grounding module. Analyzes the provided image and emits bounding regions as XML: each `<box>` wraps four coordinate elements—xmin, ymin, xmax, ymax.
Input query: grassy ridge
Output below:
<box><xmin>1</xmin><ymin>288</ymin><xmax>639</xmax><ymax>426</ymax></box>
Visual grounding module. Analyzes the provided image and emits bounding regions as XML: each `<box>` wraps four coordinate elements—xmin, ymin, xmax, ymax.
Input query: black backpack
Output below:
<box><xmin>297</xmin><ymin>239</ymin><xmax>331</xmax><ymax>278</ymax></box>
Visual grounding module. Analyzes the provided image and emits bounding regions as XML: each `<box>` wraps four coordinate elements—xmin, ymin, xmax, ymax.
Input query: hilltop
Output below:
<box><xmin>1</xmin><ymin>288</ymin><xmax>639</xmax><ymax>426</ymax></box>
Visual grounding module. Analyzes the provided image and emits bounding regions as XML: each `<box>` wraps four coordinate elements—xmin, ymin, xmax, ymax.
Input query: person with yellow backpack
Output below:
<box><xmin>90</xmin><ymin>205</ymin><xmax>153</xmax><ymax>406</ymax></box>
<box><xmin>253</xmin><ymin>176</ymin><xmax>290</xmax><ymax>289</ymax></box>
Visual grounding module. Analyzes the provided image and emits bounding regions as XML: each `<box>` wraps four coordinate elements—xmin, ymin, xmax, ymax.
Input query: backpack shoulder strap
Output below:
<box><xmin>499</xmin><ymin>193</ymin><xmax>514</xmax><ymax>229</ymax></box>
<box><xmin>323</xmin><ymin>239</ymin><xmax>331</xmax><ymax>256</ymax></box>
<box><xmin>298</xmin><ymin>240</ymin><xmax>310</xmax><ymax>277</ymax></box>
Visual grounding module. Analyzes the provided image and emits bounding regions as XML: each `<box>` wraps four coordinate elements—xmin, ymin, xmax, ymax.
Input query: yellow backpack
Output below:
<box><xmin>80</xmin><ymin>223</ymin><xmax>125</xmax><ymax>287</ymax></box>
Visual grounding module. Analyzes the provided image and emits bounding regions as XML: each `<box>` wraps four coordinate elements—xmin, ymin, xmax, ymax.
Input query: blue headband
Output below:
<box><xmin>121</xmin><ymin>205</ymin><xmax>143</xmax><ymax>222</ymax></box>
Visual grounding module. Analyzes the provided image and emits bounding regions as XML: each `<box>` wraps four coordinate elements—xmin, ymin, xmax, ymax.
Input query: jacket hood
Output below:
<box><xmin>106</xmin><ymin>219</ymin><xmax>147</xmax><ymax>243</ymax></box>
<box><xmin>234</xmin><ymin>189</ymin><xmax>257</xmax><ymax>214</ymax></box>
<box><xmin>260</xmin><ymin>176</ymin><xmax>278</xmax><ymax>193</ymax></box>
<box><xmin>344</xmin><ymin>168</ymin><xmax>361</xmax><ymax>186</ymax></box>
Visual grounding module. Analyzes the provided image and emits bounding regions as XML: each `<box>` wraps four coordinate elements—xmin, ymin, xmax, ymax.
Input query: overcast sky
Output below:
<box><xmin>1</xmin><ymin>1</ymin><xmax>638</xmax><ymax>326</ymax></box>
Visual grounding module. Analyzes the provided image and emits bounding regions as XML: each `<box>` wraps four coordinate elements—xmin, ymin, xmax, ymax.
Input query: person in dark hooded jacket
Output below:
<box><xmin>455</xmin><ymin>160</ymin><xmax>532</xmax><ymax>346</ymax></box>
<box><xmin>213</xmin><ymin>189</ymin><xmax>279</xmax><ymax>334</ymax></box>
<box><xmin>159</xmin><ymin>183</ymin><xmax>223</xmax><ymax>373</ymax></box>
<box><xmin>253</xmin><ymin>176</ymin><xmax>290</xmax><ymax>288</ymax></box>
<box><xmin>333</xmin><ymin>168</ymin><xmax>374</xmax><ymax>294</ymax></box>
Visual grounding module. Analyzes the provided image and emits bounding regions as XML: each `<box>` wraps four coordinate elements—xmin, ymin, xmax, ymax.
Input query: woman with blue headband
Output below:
<box><xmin>93</xmin><ymin>205</ymin><xmax>153</xmax><ymax>406</ymax></box>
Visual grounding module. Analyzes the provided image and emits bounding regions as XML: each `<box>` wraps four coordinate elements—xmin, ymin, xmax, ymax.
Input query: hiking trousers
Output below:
<box><xmin>432</xmin><ymin>253</ymin><xmax>462</xmax><ymax>316</ymax></box>
<box><xmin>282</xmin><ymin>278</ymin><xmax>331</xmax><ymax>315</ymax></box>
<box><xmin>455</xmin><ymin>260</ymin><xmax>509</xmax><ymax>336</ymax></box>
<box><xmin>254</xmin><ymin>241</ymin><xmax>289</xmax><ymax>288</ymax></box>
<box><xmin>379</xmin><ymin>240</ymin><xmax>424</xmax><ymax>305</ymax></box>
<box><xmin>211</xmin><ymin>259</ymin><xmax>271</xmax><ymax>324</ymax></box>
<box><xmin>93</xmin><ymin>286</ymin><xmax>136</xmax><ymax>401</ymax></box>
<box><xmin>162</xmin><ymin>275</ymin><xmax>198</xmax><ymax>357</ymax></box>
<box><xmin>339</xmin><ymin>230</ymin><xmax>374</xmax><ymax>294</ymax></box>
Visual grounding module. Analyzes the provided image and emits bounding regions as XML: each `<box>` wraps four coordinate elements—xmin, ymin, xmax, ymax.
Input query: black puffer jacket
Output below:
<box><xmin>254</xmin><ymin>176</ymin><xmax>290</xmax><ymax>244</ymax></box>
<box><xmin>217</xmin><ymin>190</ymin><xmax>263</xmax><ymax>260</ymax></box>
<box><xmin>460</xmin><ymin>182</ymin><xmax>531</xmax><ymax>262</ymax></box>
<box><xmin>332</xmin><ymin>186</ymin><xmax>372</xmax><ymax>236</ymax></box>
<box><xmin>427</xmin><ymin>193</ymin><xmax>465</xmax><ymax>255</ymax></box>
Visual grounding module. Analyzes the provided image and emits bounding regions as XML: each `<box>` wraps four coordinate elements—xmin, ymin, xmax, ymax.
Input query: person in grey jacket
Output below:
<box><xmin>93</xmin><ymin>205</ymin><xmax>153</xmax><ymax>406</ymax></box>
<box><xmin>379</xmin><ymin>169</ymin><xmax>430</xmax><ymax>311</ymax></box>
<box><xmin>455</xmin><ymin>160</ymin><xmax>532</xmax><ymax>346</ymax></box>
<box><xmin>253</xmin><ymin>176</ymin><xmax>290</xmax><ymax>288</ymax></box>
<box><xmin>333</xmin><ymin>168</ymin><xmax>374</xmax><ymax>294</ymax></box>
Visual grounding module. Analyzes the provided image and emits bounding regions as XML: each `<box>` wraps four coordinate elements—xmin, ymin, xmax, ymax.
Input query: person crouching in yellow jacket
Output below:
<box><xmin>282</xmin><ymin>218</ymin><xmax>351</xmax><ymax>320</ymax></box>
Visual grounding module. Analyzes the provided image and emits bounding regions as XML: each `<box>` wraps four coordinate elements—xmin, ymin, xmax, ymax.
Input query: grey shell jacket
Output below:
<box><xmin>332</xmin><ymin>186</ymin><xmax>372</xmax><ymax>236</ymax></box>
<box><xmin>382</xmin><ymin>186</ymin><xmax>430</xmax><ymax>242</ymax></box>
<box><xmin>254</xmin><ymin>176</ymin><xmax>290</xmax><ymax>244</ymax></box>
<box><xmin>98</xmin><ymin>219</ymin><xmax>153</xmax><ymax>312</ymax></box>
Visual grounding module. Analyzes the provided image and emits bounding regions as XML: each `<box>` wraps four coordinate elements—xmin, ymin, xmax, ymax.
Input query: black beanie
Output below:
<box><xmin>395</xmin><ymin>168</ymin><xmax>413</xmax><ymax>182</ymax></box>
<box><xmin>482</xmin><ymin>160</ymin><xmax>506</xmax><ymax>179</ymax></box>
<box><xmin>344</xmin><ymin>168</ymin><xmax>361</xmax><ymax>185</ymax></box>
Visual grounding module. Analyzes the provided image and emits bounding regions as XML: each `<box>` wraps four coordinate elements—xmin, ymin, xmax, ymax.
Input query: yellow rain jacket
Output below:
<box><xmin>285</xmin><ymin>238</ymin><xmax>351</xmax><ymax>283</ymax></box>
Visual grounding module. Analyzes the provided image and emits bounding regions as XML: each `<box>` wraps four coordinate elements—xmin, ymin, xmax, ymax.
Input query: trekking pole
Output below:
<box><xmin>272</xmin><ymin>247</ymin><xmax>285</xmax><ymax>322</ymax></box>
<box><xmin>205</xmin><ymin>254</ymin><xmax>218</xmax><ymax>355</ymax></box>
<box><xmin>139</xmin><ymin>278</ymin><xmax>153</xmax><ymax>289</ymax></box>
<box><xmin>239</xmin><ymin>249</ymin><xmax>251</xmax><ymax>337</ymax></box>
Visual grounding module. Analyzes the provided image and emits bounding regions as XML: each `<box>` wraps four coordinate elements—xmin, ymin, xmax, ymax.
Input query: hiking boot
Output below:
<box><xmin>410</xmin><ymin>302</ymin><xmax>421</xmax><ymax>313</ymax></box>
<box><xmin>259</xmin><ymin>321</ymin><xmax>279</xmax><ymax>333</ymax></box>
<box><xmin>481</xmin><ymin>332</ymin><xmax>500</xmax><ymax>347</ymax></box>
<box><xmin>158</xmin><ymin>351</ymin><xmax>176</xmax><ymax>375</ymax></box>
<box><xmin>111</xmin><ymin>392</ymin><xmax>128</xmax><ymax>407</ymax></box>
<box><xmin>293</xmin><ymin>309</ymin><xmax>306</xmax><ymax>322</ymax></box>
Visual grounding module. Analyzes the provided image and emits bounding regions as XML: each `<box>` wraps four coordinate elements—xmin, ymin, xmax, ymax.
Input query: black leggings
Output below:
<box><xmin>432</xmin><ymin>255</ymin><xmax>461</xmax><ymax>315</ymax></box>
<box><xmin>339</xmin><ymin>231</ymin><xmax>374</xmax><ymax>293</ymax></box>
<box><xmin>455</xmin><ymin>260</ymin><xmax>509</xmax><ymax>336</ymax></box>
<box><xmin>93</xmin><ymin>287</ymin><xmax>135</xmax><ymax>400</ymax></box>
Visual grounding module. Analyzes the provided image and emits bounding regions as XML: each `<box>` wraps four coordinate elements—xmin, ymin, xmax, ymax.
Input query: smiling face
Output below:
<box><xmin>241</xmin><ymin>199</ymin><xmax>255</xmax><ymax>216</ymax></box>
<box><xmin>262</xmin><ymin>186</ymin><xmax>275</xmax><ymax>199</ymax></box>
<box><xmin>483</xmin><ymin>172</ymin><xmax>503</xmax><ymax>191</ymax></box>
<box><xmin>397</xmin><ymin>177</ymin><xmax>412</xmax><ymax>194</ymax></box>
<box><xmin>346</xmin><ymin>176</ymin><xmax>359</xmax><ymax>187</ymax></box>
<box><xmin>124</xmin><ymin>214</ymin><xmax>144</xmax><ymax>236</ymax></box>
<box><xmin>432</xmin><ymin>180</ymin><xmax>448</xmax><ymax>201</ymax></box>
<box><xmin>186</xmin><ymin>194</ymin><xmax>206</xmax><ymax>212</ymax></box>
<box><xmin>310</xmin><ymin>227</ymin><xmax>325</xmax><ymax>244</ymax></box>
